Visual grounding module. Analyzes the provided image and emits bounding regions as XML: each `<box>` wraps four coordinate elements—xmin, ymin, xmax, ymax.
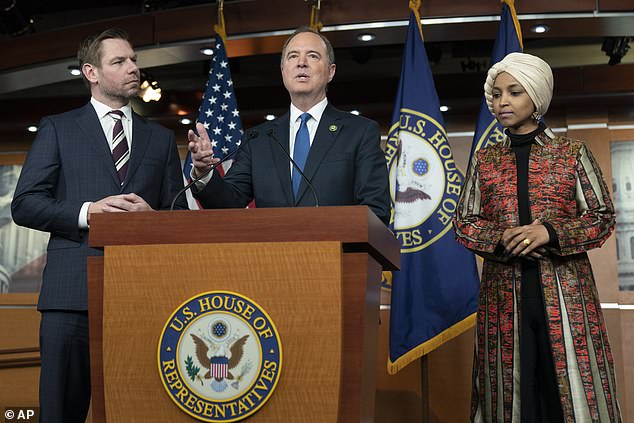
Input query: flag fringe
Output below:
<box><xmin>387</xmin><ymin>312</ymin><xmax>476</xmax><ymax>375</ymax></box>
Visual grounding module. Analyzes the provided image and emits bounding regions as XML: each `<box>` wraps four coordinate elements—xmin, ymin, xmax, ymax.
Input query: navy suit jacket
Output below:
<box><xmin>11</xmin><ymin>102</ymin><xmax>187</xmax><ymax>311</ymax></box>
<box><xmin>195</xmin><ymin>104</ymin><xmax>390</xmax><ymax>224</ymax></box>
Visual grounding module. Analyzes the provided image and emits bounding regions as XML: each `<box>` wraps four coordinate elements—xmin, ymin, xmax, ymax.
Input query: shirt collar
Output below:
<box><xmin>90</xmin><ymin>97</ymin><xmax>132</xmax><ymax>120</ymax></box>
<box><xmin>289</xmin><ymin>97</ymin><xmax>328</xmax><ymax>124</ymax></box>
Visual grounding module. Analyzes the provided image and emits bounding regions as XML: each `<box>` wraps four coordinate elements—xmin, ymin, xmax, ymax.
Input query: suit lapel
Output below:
<box><xmin>75</xmin><ymin>103</ymin><xmax>121</xmax><ymax>188</ymax></box>
<box><xmin>268</xmin><ymin>113</ymin><xmax>295</xmax><ymax>205</ymax></box>
<box><xmin>123</xmin><ymin>112</ymin><xmax>152</xmax><ymax>189</ymax></box>
<box><xmin>295</xmin><ymin>104</ymin><xmax>343</xmax><ymax>204</ymax></box>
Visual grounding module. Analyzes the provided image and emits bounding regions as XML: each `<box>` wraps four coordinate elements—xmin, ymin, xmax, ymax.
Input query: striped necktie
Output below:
<box><xmin>109</xmin><ymin>110</ymin><xmax>129</xmax><ymax>184</ymax></box>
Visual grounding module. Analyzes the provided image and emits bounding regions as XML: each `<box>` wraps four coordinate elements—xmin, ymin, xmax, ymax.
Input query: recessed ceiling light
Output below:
<box><xmin>179</xmin><ymin>118</ymin><xmax>192</xmax><ymax>125</ymax></box>
<box><xmin>350</xmin><ymin>110</ymin><xmax>360</xmax><ymax>115</ymax></box>
<box><xmin>265</xmin><ymin>114</ymin><xmax>276</xmax><ymax>121</ymax></box>
<box><xmin>531</xmin><ymin>24</ymin><xmax>549</xmax><ymax>34</ymax></box>
<box><xmin>68</xmin><ymin>65</ymin><xmax>81</xmax><ymax>76</ymax></box>
<box><xmin>357</xmin><ymin>33</ymin><xmax>376</xmax><ymax>42</ymax></box>
<box><xmin>27</xmin><ymin>125</ymin><xmax>38</xmax><ymax>132</ymax></box>
<box><xmin>200</xmin><ymin>47</ymin><xmax>214</xmax><ymax>56</ymax></box>
<box><xmin>440</xmin><ymin>105</ymin><xmax>450</xmax><ymax>112</ymax></box>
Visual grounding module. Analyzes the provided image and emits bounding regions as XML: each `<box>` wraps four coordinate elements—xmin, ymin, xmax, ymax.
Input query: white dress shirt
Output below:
<box><xmin>79</xmin><ymin>98</ymin><xmax>133</xmax><ymax>229</ymax></box>
<box><xmin>288</xmin><ymin>97</ymin><xmax>328</xmax><ymax>163</ymax></box>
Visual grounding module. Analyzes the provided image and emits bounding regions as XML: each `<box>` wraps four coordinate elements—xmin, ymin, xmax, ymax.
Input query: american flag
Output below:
<box><xmin>183</xmin><ymin>34</ymin><xmax>243</xmax><ymax>209</ymax></box>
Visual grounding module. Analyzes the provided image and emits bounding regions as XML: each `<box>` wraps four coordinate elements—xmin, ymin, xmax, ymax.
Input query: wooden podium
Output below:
<box><xmin>87</xmin><ymin>206</ymin><xmax>399</xmax><ymax>423</ymax></box>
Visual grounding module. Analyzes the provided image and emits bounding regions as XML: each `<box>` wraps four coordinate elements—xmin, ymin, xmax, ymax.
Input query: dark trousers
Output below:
<box><xmin>520</xmin><ymin>287</ymin><xmax>564</xmax><ymax>423</ymax></box>
<box><xmin>39</xmin><ymin>311</ymin><xmax>91</xmax><ymax>423</ymax></box>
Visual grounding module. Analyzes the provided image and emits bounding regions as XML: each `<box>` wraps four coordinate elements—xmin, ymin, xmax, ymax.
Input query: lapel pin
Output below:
<box><xmin>329</xmin><ymin>125</ymin><xmax>338</xmax><ymax>132</ymax></box>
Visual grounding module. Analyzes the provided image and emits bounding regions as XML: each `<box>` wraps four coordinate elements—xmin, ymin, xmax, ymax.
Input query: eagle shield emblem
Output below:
<box><xmin>158</xmin><ymin>291</ymin><xmax>282</xmax><ymax>422</ymax></box>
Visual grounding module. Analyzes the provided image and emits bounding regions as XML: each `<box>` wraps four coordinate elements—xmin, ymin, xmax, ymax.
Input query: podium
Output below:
<box><xmin>87</xmin><ymin>206</ymin><xmax>399</xmax><ymax>422</ymax></box>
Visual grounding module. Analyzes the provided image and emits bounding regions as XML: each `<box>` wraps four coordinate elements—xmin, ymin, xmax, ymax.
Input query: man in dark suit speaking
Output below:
<box><xmin>187</xmin><ymin>27</ymin><xmax>390</xmax><ymax>224</ymax></box>
<box><xmin>11</xmin><ymin>28</ymin><xmax>187</xmax><ymax>422</ymax></box>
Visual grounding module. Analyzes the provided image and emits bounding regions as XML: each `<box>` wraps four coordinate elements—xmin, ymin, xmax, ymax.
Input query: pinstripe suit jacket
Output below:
<box><xmin>12</xmin><ymin>102</ymin><xmax>188</xmax><ymax>311</ymax></box>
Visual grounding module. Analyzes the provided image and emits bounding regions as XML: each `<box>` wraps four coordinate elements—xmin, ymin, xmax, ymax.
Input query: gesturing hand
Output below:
<box><xmin>187</xmin><ymin>122</ymin><xmax>221</xmax><ymax>179</ymax></box>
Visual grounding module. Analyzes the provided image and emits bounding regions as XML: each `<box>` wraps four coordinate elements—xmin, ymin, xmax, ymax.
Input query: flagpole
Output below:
<box><xmin>421</xmin><ymin>355</ymin><xmax>430</xmax><ymax>423</ymax></box>
<box><xmin>214</xmin><ymin>0</ymin><xmax>226</xmax><ymax>41</ymax></box>
<box><xmin>309</xmin><ymin>0</ymin><xmax>323</xmax><ymax>32</ymax></box>
<box><xmin>409</xmin><ymin>0</ymin><xmax>424</xmax><ymax>41</ymax></box>
<box><xmin>410</xmin><ymin>2</ymin><xmax>430</xmax><ymax>421</ymax></box>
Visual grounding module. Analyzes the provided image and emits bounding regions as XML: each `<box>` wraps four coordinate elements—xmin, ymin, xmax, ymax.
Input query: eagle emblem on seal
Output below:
<box><xmin>190</xmin><ymin>332</ymin><xmax>250</xmax><ymax>392</ymax></box>
<box><xmin>394</xmin><ymin>141</ymin><xmax>432</xmax><ymax>204</ymax></box>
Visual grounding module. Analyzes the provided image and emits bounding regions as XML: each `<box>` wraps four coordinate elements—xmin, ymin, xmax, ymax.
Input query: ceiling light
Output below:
<box><xmin>530</xmin><ymin>24</ymin><xmax>549</xmax><ymax>34</ymax></box>
<box><xmin>440</xmin><ymin>105</ymin><xmax>450</xmax><ymax>112</ymax></box>
<box><xmin>350</xmin><ymin>110</ymin><xmax>360</xmax><ymax>115</ymax></box>
<box><xmin>139</xmin><ymin>70</ymin><xmax>162</xmax><ymax>102</ymax></box>
<box><xmin>200</xmin><ymin>47</ymin><xmax>214</xmax><ymax>56</ymax></box>
<box><xmin>265</xmin><ymin>114</ymin><xmax>276</xmax><ymax>121</ymax></box>
<box><xmin>27</xmin><ymin>125</ymin><xmax>38</xmax><ymax>133</ymax></box>
<box><xmin>179</xmin><ymin>118</ymin><xmax>192</xmax><ymax>125</ymax></box>
<box><xmin>140</xmin><ymin>80</ymin><xmax>162</xmax><ymax>102</ymax></box>
<box><xmin>357</xmin><ymin>33</ymin><xmax>376</xmax><ymax>42</ymax></box>
<box><xmin>68</xmin><ymin>65</ymin><xmax>81</xmax><ymax>76</ymax></box>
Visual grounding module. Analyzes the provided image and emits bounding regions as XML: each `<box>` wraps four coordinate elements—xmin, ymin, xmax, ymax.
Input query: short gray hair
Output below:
<box><xmin>280</xmin><ymin>26</ymin><xmax>336</xmax><ymax>67</ymax></box>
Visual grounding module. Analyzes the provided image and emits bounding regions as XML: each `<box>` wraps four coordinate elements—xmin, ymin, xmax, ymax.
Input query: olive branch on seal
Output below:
<box><xmin>185</xmin><ymin>355</ymin><xmax>201</xmax><ymax>383</ymax></box>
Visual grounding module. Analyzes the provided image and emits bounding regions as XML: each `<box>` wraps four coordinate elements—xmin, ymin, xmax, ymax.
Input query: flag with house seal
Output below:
<box><xmin>470</xmin><ymin>0</ymin><xmax>523</xmax><ymax>159</ymax></box>
<box><xmin>385</xmin><ymin>2</ymin><xmax>480</xmax><ymax>374</ymax></box>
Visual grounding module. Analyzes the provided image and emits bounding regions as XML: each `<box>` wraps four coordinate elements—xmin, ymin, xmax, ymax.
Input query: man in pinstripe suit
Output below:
<box><xmin>11</xmin><ymin>28</ymin><xmax>187</xmax><ymax>422</ymax></box>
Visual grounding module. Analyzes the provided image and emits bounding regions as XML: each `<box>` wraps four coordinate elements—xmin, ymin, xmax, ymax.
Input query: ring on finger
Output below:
<box><xmin>523</xmin><ymin>238</ymin><xmax>531</xmax><ymax>247</ymax></box>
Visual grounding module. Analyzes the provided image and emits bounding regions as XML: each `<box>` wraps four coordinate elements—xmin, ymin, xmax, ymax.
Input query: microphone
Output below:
<box><xmin>266</xmin><ymin>127</ymin><xmax>320</xmax><ymax>207</ymax></box>
<box><xmin>169</xmin><ymin>129</ymin><xmax>259</xmax><ymax>210</ymax></box>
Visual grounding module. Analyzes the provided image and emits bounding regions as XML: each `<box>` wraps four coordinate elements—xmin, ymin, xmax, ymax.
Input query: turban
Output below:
<box><xmin>484</xmin><ymin>52</ymin><xmax>554</xmax><ymax>117</ymax></box>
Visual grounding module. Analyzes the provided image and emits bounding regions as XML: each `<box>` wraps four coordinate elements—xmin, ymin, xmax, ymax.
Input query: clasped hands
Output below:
<box><xmin>500</xmin><ymin>219</ymin><xmax>550</xmax><ymax>260</ymax></box>
<box><xmin>187</xmin><ymin>122</ymin><xmax>221</xmax><ymax>179</ymax></box>
<box><xmin>88</xmin><ymin>193</ymin><xmax>152</xmax><ymax>223</ymax></box>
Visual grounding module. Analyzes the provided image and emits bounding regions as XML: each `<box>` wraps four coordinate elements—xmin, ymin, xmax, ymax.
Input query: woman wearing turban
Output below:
<box><xmin>454</xmin><ymin>53</ymin><xmax>622</xmax><ymax>422</ymax></box>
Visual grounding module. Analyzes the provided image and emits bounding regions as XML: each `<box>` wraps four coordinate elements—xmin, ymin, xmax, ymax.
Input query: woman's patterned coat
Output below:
<box><xmin>453</xmin><ymin>128</ymin><xmax>621</xmax><ymax>422</ymax></box>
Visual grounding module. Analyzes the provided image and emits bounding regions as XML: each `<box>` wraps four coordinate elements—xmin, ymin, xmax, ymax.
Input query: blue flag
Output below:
<box><xmin>385</xmin><ymin>11</ymin><xmax>480</xmax><ymax>374</ymax></box>
<box><xmin>470</xmin><ymin>0</ymin><xmax>523</xmax><ymax>158</ymax></box>
<box><xmin>183</xmin><ymin>34</ymin><xmax>244</xmax><ymax>209</ymax></box>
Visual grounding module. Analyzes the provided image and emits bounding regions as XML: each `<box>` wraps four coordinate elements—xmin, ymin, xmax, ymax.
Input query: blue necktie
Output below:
<box><xmin>292</xmin><ymin>112</ymin><xmax>311</xmax><ymax>198</ymax></box>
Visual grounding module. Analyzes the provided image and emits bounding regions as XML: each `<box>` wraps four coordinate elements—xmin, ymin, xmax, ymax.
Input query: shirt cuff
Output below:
<box><xmin>191</xmin><ymin>168</ymin><xmax>213</xmax><ymax>191</ymax></box>
<box><xmin>79</xmin><ymin>202</ymin><xmax>91</xmax><ymax>229</ymax></box>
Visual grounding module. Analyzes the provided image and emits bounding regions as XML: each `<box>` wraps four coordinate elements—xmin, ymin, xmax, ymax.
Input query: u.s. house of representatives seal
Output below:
<box><xmin>385</xmin><ymin>108</ymin><xmax>464</xmax><ymax>254</ymax></box>
<box><xmin>158</xmin><ymin>291</ymin><xmax>282</xmax><ymax>422</ymax></box>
